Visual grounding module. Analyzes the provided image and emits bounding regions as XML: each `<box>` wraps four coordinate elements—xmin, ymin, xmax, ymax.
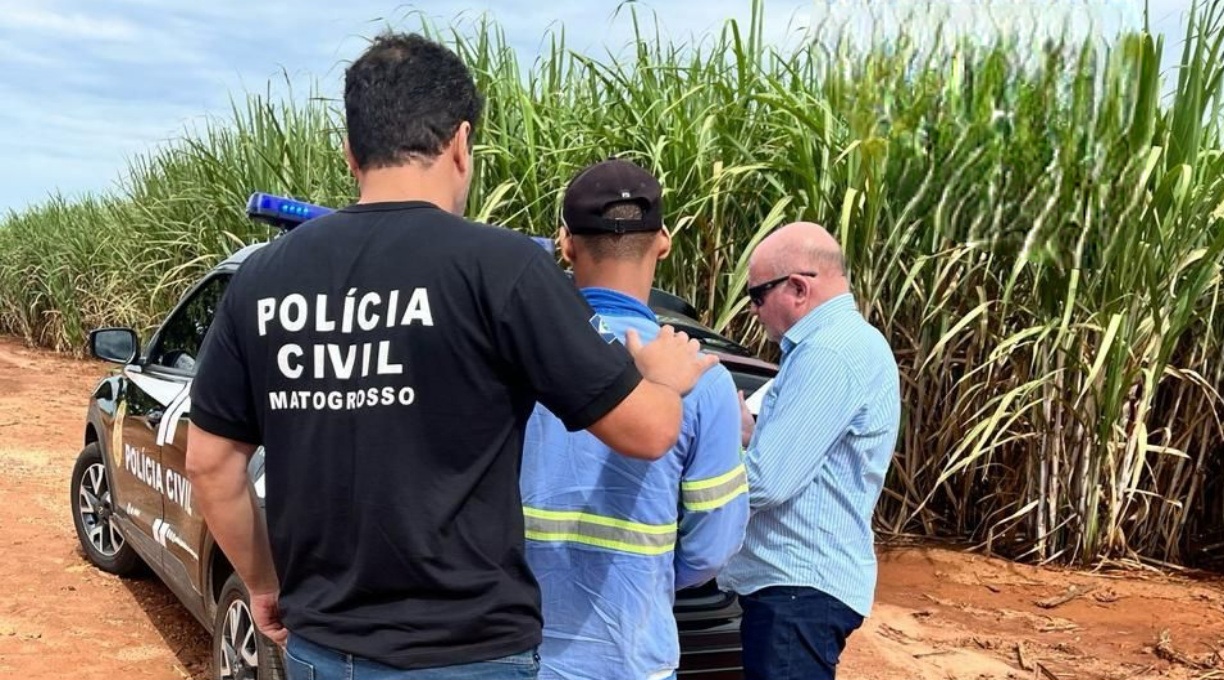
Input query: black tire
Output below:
<box><xmin>213</xmin><ymin>573</ymin><xmax>286</xmax><ymax>680</ymax></box>
<box><xmin>70</xmin><ymin>442</ymin><xmax>141</xmax><ymax>575</ymax></box>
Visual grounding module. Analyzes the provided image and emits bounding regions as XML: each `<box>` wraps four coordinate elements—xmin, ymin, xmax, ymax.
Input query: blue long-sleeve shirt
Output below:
<box><xmin>717</xmin><ymin>293</ymin><xmax>901</xmax><ymax>617</ymax></box>
<box><xmin>521</xmin><ymin>287</ymin><xmax>748</xmax><ymax>680</ymax></box>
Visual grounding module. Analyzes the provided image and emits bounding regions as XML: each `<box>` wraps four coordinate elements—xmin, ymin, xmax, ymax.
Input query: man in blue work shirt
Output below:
<box><xmin>718</xmin><ymin>221</ymin><xmax>901</xmax><ymax>680</ymax></box>
<box><xmin>521</xmin><ymin>158</ymin><xmax>749</xmax><ymax>680</ymax></box>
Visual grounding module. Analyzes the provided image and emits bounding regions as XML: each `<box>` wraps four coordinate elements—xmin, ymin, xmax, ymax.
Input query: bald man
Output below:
<box><xmin>717</xmin><ymin>222</ymin><xmax>901</xmax><ymax>680</ymax></box>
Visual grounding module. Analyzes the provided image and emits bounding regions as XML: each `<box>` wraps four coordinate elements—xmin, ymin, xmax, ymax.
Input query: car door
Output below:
<box><xmin>110</xmin><ymin>363</ymin><xmax>178</xmax><ymax>564</ymax></box>
<box><xmin>138</xmin><ymin>271</ymin><xmax>233</xmax><ymax>608</ymax></box>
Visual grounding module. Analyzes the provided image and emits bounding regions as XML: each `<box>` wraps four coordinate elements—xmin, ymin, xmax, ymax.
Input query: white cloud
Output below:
<box><xmin>0</xmin><ymin>38</ymin><xmax>61</xmax><ymax>67</ymax></box>
<box><xmin>0</xmin><ymin>4</ymin><xmax>139</xmax><ymax>41</ymax></box>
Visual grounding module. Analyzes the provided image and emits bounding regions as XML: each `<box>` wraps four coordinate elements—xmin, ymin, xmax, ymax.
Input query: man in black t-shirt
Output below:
<box><xmin>185</xmin><ymin>32</ymin><xmax>718</xmax><ymax>680</ymax></box>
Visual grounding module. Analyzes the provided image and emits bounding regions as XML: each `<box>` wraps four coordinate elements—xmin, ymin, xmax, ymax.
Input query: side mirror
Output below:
<box><xmin>89</xmin><ymin>328</ymin><xmax>139</xmax><ymax>365</ymax></box>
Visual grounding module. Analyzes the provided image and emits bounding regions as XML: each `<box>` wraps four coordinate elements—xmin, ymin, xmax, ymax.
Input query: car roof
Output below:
<box><xmin>218</xmin><ymin>241</ymin><xmax>267</xmax><ymax>269</ymax></box>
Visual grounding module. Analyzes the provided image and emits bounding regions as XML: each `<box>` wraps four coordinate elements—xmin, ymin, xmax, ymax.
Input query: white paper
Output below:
<box><xmin>744</xmin><ymin>378</ymin><xmax>774</xmax><ymax>416</ymax></box>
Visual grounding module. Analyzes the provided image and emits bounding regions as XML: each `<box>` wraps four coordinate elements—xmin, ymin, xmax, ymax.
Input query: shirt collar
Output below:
<box><xmin>580</xmin><ymin>287</ymin><xmax>657</xmax><ymax>322</ymax></box>
<box><xmin>781</xmin><ymin>292</ymin><xmax>858</xmax><ymax>354</ymax></box>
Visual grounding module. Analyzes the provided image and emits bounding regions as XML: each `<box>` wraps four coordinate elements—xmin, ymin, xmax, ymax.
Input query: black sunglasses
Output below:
<box><xmin>746</xmin><ymin>272</ymin><xmax>817</xmax><ymax>306</ymax></box>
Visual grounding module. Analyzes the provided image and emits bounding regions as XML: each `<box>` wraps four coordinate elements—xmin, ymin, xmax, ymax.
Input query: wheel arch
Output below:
<box><xmin>207</xmin><ymin>541</ymin><xmax>236</xmax><ymax>620</ymax></box>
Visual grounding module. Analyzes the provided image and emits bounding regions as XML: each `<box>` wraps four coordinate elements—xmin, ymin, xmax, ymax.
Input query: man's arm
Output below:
<box><xmin>584</xmin><ymin>326</ymin><xmax>716</xmax><ymax>459</ymax></box>
<box><xmin>494</xmin><ymin>248</ymin><xmax>716</xmax><ymax>461</ymax></box>
<box><xmin>745</xmin><ymin>350</ymin><xmax>861</xmax><ymax>509</ymax></box>
<box><xmin>184</xmin><ymin>278</ymin><xmax>286</xmax><ymax>644</ymax></box>
<box><xmin>674</xmin><ymin>370</ymin><xmax>749</xmax><ymax>590</ymax></box>
<box><xmin>184</xmin><ymin>426</ymin><xmax>277</xmax><ymax>593</ymax></box>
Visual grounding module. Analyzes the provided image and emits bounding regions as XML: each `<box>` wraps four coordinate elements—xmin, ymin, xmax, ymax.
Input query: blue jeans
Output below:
<box><xmin>284</xmin><ymin>633</ymin><xmax>540</xmax><ymax>680</ymax></box>
<box><xmin>738</xmin><ymin>586</ymin><xmax>864</xmax><ymax>680</ymax></box>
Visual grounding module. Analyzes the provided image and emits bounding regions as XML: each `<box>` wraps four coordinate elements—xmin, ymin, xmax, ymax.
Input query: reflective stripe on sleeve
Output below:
<box><xmin>681</xmin><ymin>464</ymin><xmax>749</xmax><ymax>511</ymax></box>
<box><xmin>523</xmin><ymin>506</ymin><xmax>676</xmax><ymax>556</ymax></box>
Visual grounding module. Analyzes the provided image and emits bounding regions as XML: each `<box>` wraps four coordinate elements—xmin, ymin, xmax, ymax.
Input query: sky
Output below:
<box><xmin>0</xmin><ymin>0</ymin><xmax>1197</xmax><ymax>214</ymax></box>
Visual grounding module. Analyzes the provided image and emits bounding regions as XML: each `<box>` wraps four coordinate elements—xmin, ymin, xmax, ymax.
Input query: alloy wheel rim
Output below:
<box><xmin>218</xmin><ymin>598</ymin><xmax>260</xmax><ymax>680</ymax></box>
<box><xmin>77</xmin><ymin>462</ymin><xmax>124</xmax><ymax>556</ymax></box>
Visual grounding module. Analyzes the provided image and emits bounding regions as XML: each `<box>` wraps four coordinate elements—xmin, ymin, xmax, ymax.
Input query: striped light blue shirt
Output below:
<box><xmin>717</xmin><ymin>292</ymin><xmax>900</xmax><ymax>616</ymax></box>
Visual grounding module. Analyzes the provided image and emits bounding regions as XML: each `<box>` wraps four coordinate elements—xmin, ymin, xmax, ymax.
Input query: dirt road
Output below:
<box><xmin>1</xmin><ymin>335</ymin><xmax>1222</xmax><ymax>680</ymax></box>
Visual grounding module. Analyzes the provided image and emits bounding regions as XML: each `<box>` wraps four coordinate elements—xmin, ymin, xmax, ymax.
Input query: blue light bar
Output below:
<box><xmin>246</xmin><ymin>192</ymin><xmax>334</xmax><ymax>230</ymax></box>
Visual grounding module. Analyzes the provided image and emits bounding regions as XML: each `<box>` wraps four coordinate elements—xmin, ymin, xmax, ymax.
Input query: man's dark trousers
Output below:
<box><xmin>739</xmin><ymin>586</ymin><xmax>864</xmax><ymax>680</ymax></box>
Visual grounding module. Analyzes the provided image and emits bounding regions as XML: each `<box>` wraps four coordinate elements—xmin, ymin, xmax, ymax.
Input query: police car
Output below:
<box><xmin>71</xmin><ymin>193</ymin><xmax>777</xmax><ymax>680</ymax></box>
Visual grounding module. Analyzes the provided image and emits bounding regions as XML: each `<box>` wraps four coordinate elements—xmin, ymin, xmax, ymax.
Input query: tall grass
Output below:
<box><xmin>1</xmin><ymin>0</ymin><xmax>1222</xmax><ymax>567</ymax></box>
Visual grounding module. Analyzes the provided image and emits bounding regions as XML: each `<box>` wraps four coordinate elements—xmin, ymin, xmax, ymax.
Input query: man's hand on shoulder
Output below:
<box><xmin>625</xmin><ymin>325</ymin><xmax>719</xmax><ymax>396</ymax></box>
<box><xmin>586</xmin><ymin>325</ymin><xmax>716</xmax><ymax>460</ymax></box>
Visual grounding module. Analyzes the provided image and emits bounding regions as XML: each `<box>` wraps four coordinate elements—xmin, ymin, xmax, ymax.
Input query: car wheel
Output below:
<box><xmin>213</xmin><ymin>573</ymin><xmax>285</xmax><ymax>680</ymax></box>
<box><xmin>70</xmin><ymin>442</ymin><xmax>141</xmax><ymax>575</ymax></box>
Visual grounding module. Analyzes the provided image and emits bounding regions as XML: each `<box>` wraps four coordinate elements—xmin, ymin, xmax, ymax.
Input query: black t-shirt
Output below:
<box><xmin>189</xmin><ymin>201</ymin><xmax>642</xmax><ymax>668</ymax></box>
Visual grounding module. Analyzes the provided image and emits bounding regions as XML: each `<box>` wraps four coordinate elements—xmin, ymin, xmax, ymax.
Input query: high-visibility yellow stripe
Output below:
<box><xmin>523</xmin><ymin>506</ymin><xmax>676</xmax><ymax>534</ymax></box>
<box><xmin>523</xmin><ymin>506</ymin><xmax>677</xmax><ymax>556</ymax></box>
<box><xmin>684</xmin><ymin>483</ymin><xmax>750</xmax><ymax>512</ymax></box>
<box><xmin>524</xmin><ymin>531</ymin><xmax>675</xmax><ymax>556</ymax></box>
<box><xmin>681</xmin><ymin>465</ymin><xmax>749</xmax><ymax>511</ymax></box>
<box><xmin>681</xmin><ymin>465</ymin><xmax>746</xmax><ymax>492</ymax></box>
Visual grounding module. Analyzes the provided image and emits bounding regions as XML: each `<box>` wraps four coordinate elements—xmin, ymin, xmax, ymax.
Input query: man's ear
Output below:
<box><xmin>791</xmin><ymin>272</ymin><xmax>814</xmax><ymax>303</ymax></box>
<box><xmin>451</xmin><ymin>121</ymin><xmax>472</xmax><ymax>178</ymax></box>
<box><xmin>558</xmin><ymin>227</ymin><xmax>576</xmax><ymax>264</ymax></box>
<box><xmin>343</xmin><ymin>137</ymin><xmax>360</xmax><ymax>179</ymax></box>
<box><xmin>656</xmin><ymin>228</ymin><xmax>672</xmax><ymax>261</ymax></box>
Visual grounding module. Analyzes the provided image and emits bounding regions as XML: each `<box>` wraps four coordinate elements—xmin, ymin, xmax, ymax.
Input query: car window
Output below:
<box><xmin>654</xmin><ymin>312</ymin><xmax>754</xmax><ymax>357</ymax></box>
<box><xmin>149</xmin><ymin>273</ymin><xmax>232</xmax><ymax>372</ymax></box>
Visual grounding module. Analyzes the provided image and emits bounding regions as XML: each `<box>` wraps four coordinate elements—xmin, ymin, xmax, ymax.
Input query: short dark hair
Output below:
<box><xmin>572</xmin><ymin>202</ymin><xmax>659</xmax><ymax>261</ymax></box>
<box><xmin>343</xmin><ymin>32</ymin><xmax>484</xmax><ymax>171</ymax></box>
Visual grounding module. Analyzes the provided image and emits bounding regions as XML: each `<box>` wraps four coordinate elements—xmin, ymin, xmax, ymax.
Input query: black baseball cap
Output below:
<box><xmin>562</xmin><ymin>159</ymin><xmax>664</xmax><ymax>235</ymax></box>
